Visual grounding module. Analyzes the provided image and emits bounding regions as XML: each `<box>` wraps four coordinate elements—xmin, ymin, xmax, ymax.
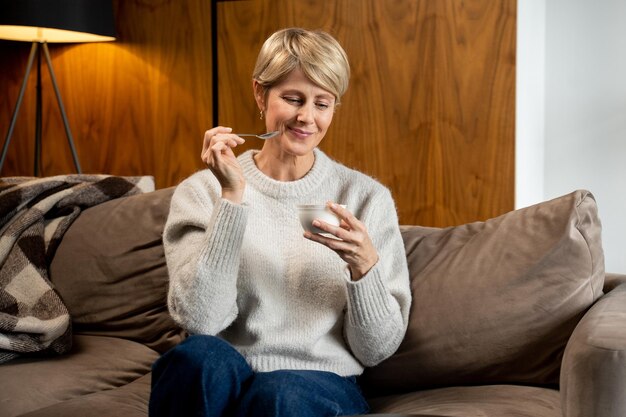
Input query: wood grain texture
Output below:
<box><xmin>0</xmin><ymin>0</ymin><xmax>212</xmax><ymax>189</ymax></box>
<box><xmin>0</xmin><ymin>0</ymin><xmax>515</xmax><ymax>227</ymax></box>
<box><xmin>217</xmin><ymin>0</ymin><xmax>516</xmax><ymax>226</ymax></box>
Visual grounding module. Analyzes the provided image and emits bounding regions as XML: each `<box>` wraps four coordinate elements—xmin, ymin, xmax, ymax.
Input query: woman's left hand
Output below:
<box><xmin>304</xmin><ymin>202</ymin><xmax>379</xmax><ymax>281</ymax></box>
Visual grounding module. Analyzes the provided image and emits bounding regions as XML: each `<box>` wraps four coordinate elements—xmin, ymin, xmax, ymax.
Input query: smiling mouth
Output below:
<box><xmin>288</xmin><ymin>127</ymin><xmax>313</xmax><ymax>137</ymax></box>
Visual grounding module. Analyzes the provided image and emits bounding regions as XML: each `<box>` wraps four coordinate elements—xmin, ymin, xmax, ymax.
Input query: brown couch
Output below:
<box><xmin>1</xmin><ymin>186</ymin><xmax>625</xmax><ymax>417</ymax></box>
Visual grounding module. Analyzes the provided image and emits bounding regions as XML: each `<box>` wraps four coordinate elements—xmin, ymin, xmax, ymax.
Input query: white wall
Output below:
<box><xmin>517</xmin><ymin>0</ymin><xmax>626</xmax><ymax>273</ymax></box>
<box><xmin>516</xmin><ymin>0</ymin><xmax>545</xmax><ymax>209</ymax></box>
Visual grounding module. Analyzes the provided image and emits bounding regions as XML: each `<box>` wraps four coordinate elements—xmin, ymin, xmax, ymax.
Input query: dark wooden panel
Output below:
<box><xmin>0</xmin><ymin>0</ymin><xmax>213</xmax><ymax>189</ymax></box>
<box><xmin>217</xmin><ymin>0</ymin><xmax>516</xmax><ymax>226</ymax></box>
<box><xmin>0</xmin><ymin>41</ymin><xmax>34</xmax><ymax>176</ymax></box>
<box><xmin>1</xmin><ymin>0</ymin><xmax>515</xmax><ymax>226</ymax></box>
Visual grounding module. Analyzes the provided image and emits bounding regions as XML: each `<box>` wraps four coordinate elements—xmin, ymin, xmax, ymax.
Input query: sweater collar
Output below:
<box><xmin>239</xmin><ymin>148</ymin><xmax>332</xmax><ymax>200</ymax></box>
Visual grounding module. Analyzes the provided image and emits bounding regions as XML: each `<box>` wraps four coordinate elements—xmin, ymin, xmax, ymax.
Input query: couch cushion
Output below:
<box><xmin>18</xmin><ymin>373</ymin><xmax>151</xmax><ymax>417</ymax></box>
<box><xmin>368</xmin><ymin>385</ymin><xmax>561</xmax><ymax>417</ymax></box>
<box><xmin>49</xmin><ymin>187</ymin><xmax>185</xmax><ymax>354</ymax></box>
<box><xmin>0</xmin><ymin>334</ymin><xmax>157</xmax><ymax>417</ymax></box>
<box><xmin>362</xmin><ymin>190</ymin><xmax>604</xmax><ymax>393</ymax></box>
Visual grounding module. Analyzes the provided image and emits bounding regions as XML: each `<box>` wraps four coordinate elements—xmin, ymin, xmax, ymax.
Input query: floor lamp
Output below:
<box><xmin>0</xmin><ymin>0</ymin><xmax>116</xmax><ymax>176</ymax></box>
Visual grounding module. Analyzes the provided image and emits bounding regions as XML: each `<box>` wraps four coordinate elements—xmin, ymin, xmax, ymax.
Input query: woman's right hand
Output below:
<box><xmin>201</xmin><ymin>126</ymin><xmax>246</xmax><ymax>204</ymax></box>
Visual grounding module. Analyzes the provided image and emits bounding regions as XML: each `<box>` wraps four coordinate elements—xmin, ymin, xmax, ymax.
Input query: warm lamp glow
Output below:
<box><xmin>0</xmin><ymin>0</ymin><xmax>116</xmax><ymax>176</ymax></box>
<box><xmin>0</xmin><ymin>25</ymin><xmax>115</xmax><ymax>43</ymax></box>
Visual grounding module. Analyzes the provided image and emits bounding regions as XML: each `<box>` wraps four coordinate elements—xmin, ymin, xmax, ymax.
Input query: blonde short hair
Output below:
<box><xmin>252</xmin><ymin>28</ymin><xmax>350</xmax><ymax>104</ymax></box>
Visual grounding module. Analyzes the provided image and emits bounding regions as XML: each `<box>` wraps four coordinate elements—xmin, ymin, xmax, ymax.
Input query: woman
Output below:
<box><xmin>149</xmin><ymin>28</ymin><xmax>411</xmax><ymax>417</ymax></box>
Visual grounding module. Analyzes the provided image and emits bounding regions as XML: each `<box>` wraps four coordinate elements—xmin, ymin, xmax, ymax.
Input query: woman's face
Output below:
<box><xmin>255</xmin><ymin>68</ymin><xmax>336</xmax><ymax>157</ymax></box>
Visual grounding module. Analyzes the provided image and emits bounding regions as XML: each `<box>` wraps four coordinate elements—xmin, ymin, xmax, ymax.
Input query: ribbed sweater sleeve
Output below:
<box><xmin>343</xmin><ymin>187</ymin><xmax>411</xmax><ymax>366</ymax></box>
<box><xmin>163</xmin><ymin>172</ymin><xmax>248</xmax><ymax>335</ymax></box>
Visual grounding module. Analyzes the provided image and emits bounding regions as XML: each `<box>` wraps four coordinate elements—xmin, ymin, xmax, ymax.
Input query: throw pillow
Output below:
<box><xmin>50</xmin><ymin>187</ymin><xmax>185</xmax><ymax>354</ymax></box>
<box><xmin>362</xmin><ymin>189</ymin><xmax>604</xmax><ymax>394</ymax></box>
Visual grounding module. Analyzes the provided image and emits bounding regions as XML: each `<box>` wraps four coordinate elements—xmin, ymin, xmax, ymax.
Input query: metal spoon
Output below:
<box><xmin>236</xmin><ymin>131</ymin><xmax>280</xmax><ymax>140</ymax></box>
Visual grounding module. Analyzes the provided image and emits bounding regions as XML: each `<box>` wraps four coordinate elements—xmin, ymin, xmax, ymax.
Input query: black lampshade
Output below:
<box><xmin>0</xmin><ymin>0</ymin><xmax>116</xmax><ymax>43</ymax></box>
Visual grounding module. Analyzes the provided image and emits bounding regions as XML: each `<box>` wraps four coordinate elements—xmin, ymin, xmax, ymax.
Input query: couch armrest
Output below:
<box><xmin>560</xmin><ymin>283</ymin><xmax>626</xmax><ymax>417</ymax></box>
<box><xmin>604</xmin><ymin>272</ymin><xmax>626</xmax><ymax>292</ymax></box>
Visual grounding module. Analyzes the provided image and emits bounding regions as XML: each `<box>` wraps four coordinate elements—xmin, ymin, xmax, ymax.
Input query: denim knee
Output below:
<box><xmin>150</xmin><ymin>335</ymin><xmax>254</xmax><ymax>417</ymax></box>
<box><xmin>153</xmin><ymin>335</ymin><xmax>251</xmax><ymax>380</ymax></box>
<box><xmin>189</xmin><ymin>335</ymin><xmax>244</xmax><ymax>364</ymax></box>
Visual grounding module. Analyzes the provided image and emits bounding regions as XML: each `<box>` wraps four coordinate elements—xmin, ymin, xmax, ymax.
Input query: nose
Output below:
<box><xmin>296</xmin><ymin>103</ymin><xmax>314</xmax><ymax>124</ymax></box>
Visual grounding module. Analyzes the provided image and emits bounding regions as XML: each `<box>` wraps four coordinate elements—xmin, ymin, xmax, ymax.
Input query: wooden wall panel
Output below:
<box><xmin>0</xmin><ymin>0</ymin><xmax>212</xmax><ymax>189</ymax></box>
<box><xmin>217</xmin><ymin>0</ymin><xmax>516</xmax><ymax>227</ymax></box>
<box><xmin>1</xmin><ymin>0</ymin><xmax>515</xmax><ymax>227</ymax></box>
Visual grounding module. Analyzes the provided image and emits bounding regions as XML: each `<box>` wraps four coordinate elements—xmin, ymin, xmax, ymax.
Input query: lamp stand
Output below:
<box><xmin>0</xmin><ymin>41</ymin><xmax>82</xmax><ymax>176</ymax></box>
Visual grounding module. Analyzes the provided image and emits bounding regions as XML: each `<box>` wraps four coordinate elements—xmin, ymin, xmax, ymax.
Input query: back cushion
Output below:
<box><xmin>50</xmin><ymin>187</ymin><xmax>185</xmax><ymax>354</ymax></box>
<box><xmin>362</xmin><ymin>190</ymin><xmax>604</xmax><ymax>393</ymax></box>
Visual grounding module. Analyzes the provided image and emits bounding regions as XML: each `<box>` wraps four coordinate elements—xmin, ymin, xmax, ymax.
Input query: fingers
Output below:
<box><xmin>209</xmin><ymin>141</ymin><xmax>229</xmax><ymax>171</ymax></box>
<box><xmin>303</xmin><ymin>203</ymin><xmax>379</xmax><ymax>280</ymax></box>
<box><xmin>200</xmin><ymin>126</ymin><xmax>248</xmax><ymax>198</ymax></box>
<box><xmin>304</xmin><ymin>223</ymin><xmax>378</xmax><ymax>281</ymax></box>
<box><xmin>202</xmin><ymin>126</ymin><xmax>231</xmax><ymax>157</ymax></box>
<box><xmin>309</xmin><ymin>218</ymin><xmax>365</xmax><ymax>247</ymax></box>
<box><xmin>201</xmin><ymin>126</ymin><xmax>246</xmax><ymax>165</ymax></box>
<box><xmin>312</xmin><ymin>202</ymin><xmax>364</xmax><ymax>241</ymax></box>
<box><xmin>327</xmin><ymin>202</ymin><xmax>361</xmax><ymax>231</ymax></box>
<box><xmin>305</xmin><ymin>229</ymin><xmax>353</xmax><ymax>252</ymax></box>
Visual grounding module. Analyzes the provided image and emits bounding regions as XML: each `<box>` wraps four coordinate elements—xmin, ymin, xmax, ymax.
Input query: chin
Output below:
<box><xmin>280</xmin><ymin>138</ymin><xmax>318</xmax><ymax>156</ymax></box>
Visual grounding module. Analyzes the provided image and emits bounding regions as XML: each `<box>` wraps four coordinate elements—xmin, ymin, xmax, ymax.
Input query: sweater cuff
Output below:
<box><xmin>199</xmin><ymin>198</ymin><xmax>248</xmax><ymax>271</ymax></box>
<box><xmin>346</xmin><ymin>264</ymin><xmax>393</xmax><ymax>326</ymax></box>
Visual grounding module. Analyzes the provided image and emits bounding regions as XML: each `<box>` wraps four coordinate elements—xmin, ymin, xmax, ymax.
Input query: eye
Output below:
<box><xmin>316</xmin><ymin>102</ymin><xmax>330</xmax><ymax>110</ymax></box>
<box><xmin>282</xmin><ymin>96</ymin><xmax>302</xmax><ymax>105</ymax></box>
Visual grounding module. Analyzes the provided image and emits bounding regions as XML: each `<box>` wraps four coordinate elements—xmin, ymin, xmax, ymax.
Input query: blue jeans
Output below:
<box><xmin>149</xmin><ymin>335</ymin><xmax>370</xmax><ymax>417</ymax></box>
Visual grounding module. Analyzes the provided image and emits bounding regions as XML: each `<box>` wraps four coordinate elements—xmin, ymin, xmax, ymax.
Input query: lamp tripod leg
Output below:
<box><xmin>35</xmin><ymin>44</ymin><xmax>42</xmax><ymax>176</ymax></box>
<box><xmin>0</xmin><ymin>42</ymin><xmax>38</xmax><ymax>173</ymax></box>
<box><xmin>42</xmin><ymin>42</ymin><xmax>82</xmax><ymax>173</ymax></box>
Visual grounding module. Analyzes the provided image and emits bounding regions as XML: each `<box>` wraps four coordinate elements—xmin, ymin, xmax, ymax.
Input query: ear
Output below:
<box><xmin>252</xmin><ymin>80</ymin><xmax>266</xmax><ymax>112</ymax></box>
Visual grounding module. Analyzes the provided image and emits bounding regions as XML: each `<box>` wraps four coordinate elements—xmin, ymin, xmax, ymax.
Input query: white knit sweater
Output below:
<box><xmin>163</xmin><ymin>148</ymin><xmax>411</xmax><ymax>376</ymax></box>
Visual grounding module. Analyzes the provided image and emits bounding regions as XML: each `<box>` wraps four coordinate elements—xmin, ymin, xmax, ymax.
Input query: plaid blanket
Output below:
<box><xmin>0</xmin><ymin>175</ymin><xmax>154</xmax><ymax>363</ymax></box>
